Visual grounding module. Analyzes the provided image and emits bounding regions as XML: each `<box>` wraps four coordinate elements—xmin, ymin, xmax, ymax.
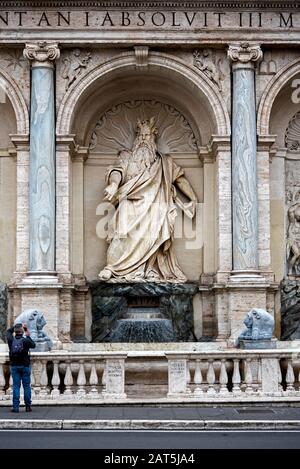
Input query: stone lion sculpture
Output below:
<box><xmin>14</xmin><ymin>309</ymin><xmax>53</xmax><ymax>350</ymax></box>
<box><xmin>238</xmin><ymin>308</ymin><xmax>274</xmax><ymax>342</ymax></box>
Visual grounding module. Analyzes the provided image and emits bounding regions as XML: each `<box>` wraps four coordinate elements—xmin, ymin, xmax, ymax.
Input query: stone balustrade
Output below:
<box><xmin>0</xmin><ymin>350</ymin><xmax>299</xmax><ymax>403</ymax></box>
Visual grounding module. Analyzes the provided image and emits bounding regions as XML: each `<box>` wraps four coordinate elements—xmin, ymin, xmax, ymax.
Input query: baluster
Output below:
<box><xmin>186</xmin><ymin>360</ymin><xmax>192</xmax><ymax>394</ymax></box>
<box><xmin>257</xmin><ymin>359</ymin><xmax>262</xmax><ymax>393</ymax></box>
<box><xmin>7</xmin><ymin>372</ymin><xmax>13</xmax><ymax>397</ymax></box>
<box><xmin>51</xmin><ymin>361</ymin><xmax>61</xmax><ymax>398</ymax></box>
<box><xmin>206</xmin><ymin>359</ymin><xmax>216</xmax><ymax>395</ymax></box>
<box><xmin>0</xmin><ymin>363</ymin><xmax>5</xmax><ymax>399</ymax></box>
<box><xmin>193</xmin><ymin>359</ymin><xmax>203</xmax><ymax>396</ymax></box>
<box><xmin>30</xmin><ymin>366</ymin><xmax>36</xmax><ymax>398</ymax></box>
<box><xmin>63</xmin><ymin>361</ymin><xmax>73</xmax><ymax>396</ymax></box>
<box><xmin>278</xmin><ymin>359</ymin><xmax>283</xmax><ymax>393</ymax></box>
<box><xmin>102</xmin><ymin>363</ymin><xmax>106</xmax><ymax>392</ymax></box>
<box><xmin>76</xmin><ymin>360</ymin><xmax>86</xmax><ymax>397</ymax></box>
<box><xmin>244</xmin><ymin>358</ymin><xmax>254</xmax><ymax>394</ymax></box>
<box><xmin>89</xmin><ymin>360</ymin><xmax>99</xmax><ymax>397</ymax></box>
<box><xmin>219</xmin><ymin>359</ymin><xmax>229</xmax><ymax>395</ymax></box>
<box><xmin>39</xmin><ymin>360</ymin><xmax>49</xmax><ymax>398</ymax></box>
<box><xmin>232</xmin><ymin>359</ymin><xmax>242</xmax><ymax>395</ymax></box>
<box><xmin>286</xmin><ymin>359</ymin><xmax>295</xmax><ymax>393</ymax></box>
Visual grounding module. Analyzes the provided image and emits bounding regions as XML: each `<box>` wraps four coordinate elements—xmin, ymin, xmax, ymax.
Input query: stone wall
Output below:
<box><xmin>0</xmin><ymin>283</ymin><xmax>8</xmax><ymax>342</ymax></box>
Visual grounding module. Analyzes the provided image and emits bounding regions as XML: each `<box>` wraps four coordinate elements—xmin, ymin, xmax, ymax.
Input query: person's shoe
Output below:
<box><xmin>11</xmin><ymin>408</ymin><xmax>19</xmax><ymax>413</ymax></box>
<box><xmin>25</xmin><ymin>406</ymin><xmax>32</xmax><ymax>412</ymax></box>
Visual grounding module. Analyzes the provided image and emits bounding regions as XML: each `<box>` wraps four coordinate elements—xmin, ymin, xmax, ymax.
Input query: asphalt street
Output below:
<box><xmin>0</xmin><ymin>430</ymin><xmax>300</xmax><ymax>449</ymax></box>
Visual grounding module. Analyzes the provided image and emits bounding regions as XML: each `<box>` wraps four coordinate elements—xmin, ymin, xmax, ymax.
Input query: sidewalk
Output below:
<box><xmin>1</xmin><ymin>405</ymin><xmax>300</xmax><ymax>430</ymax></box>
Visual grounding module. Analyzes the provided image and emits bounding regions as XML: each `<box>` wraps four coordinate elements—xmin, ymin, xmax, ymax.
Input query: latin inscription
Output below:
<box><xmin>0</xmin><ymin>11</ymin><xmax>297</xmax><ymax>29</ymax></box>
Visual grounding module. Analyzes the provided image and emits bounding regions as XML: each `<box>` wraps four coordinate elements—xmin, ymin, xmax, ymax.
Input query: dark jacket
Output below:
<box><xmin>7</xmin><ymin>327</ymin><xmax>36</xmax><ymax>366</ymax></box>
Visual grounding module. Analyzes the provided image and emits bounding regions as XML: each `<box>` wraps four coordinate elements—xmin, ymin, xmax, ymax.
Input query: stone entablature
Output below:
<box><xmin>0</xmin><ymin>1</ymin><xmax>299</xmax><ymax>44</ymax></box>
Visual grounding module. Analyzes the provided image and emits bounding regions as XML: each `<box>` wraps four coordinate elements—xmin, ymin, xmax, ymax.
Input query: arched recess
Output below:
<box><xmin>0</xmin><ymin>69</ymin><xmax>29</xmax><ymax>281</ymax></box>
<box><xmin>57</xmin><ymin>51</ymin><xmax>230</xmax><ymax>137</ymax></box>
<box><xmin>0</xmin><ymin>69</ymin><xmax>29</xmax><ymax>135</ymax></box>
<box><xmin>56</xmin><ymin>51</ymin><xmax>230</xmax><ymax>282</ymax></box>
<box><xmin>257</xmin><ymin>58</ymin><xmax>300</xmax><ymax>283</ymax></box>
<box><xmin>257</xmin><ymin>57</ymin><xmax>300</xmax><ymax>137</ymax></box>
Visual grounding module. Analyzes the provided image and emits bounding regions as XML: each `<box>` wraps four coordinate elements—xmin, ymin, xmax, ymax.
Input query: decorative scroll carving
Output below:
<box><xmin>285</xmin><ymin>111</ymin><xmax>300</xmax><ymax>151</ymax></box>
<box><xmin>89</xmin><ymin>100</ymin><xmax>199</xmax><ymax>153</ymax></box>
<box><xmin>228</xmin><ymin>43</ymin><xmax>263</xmax><ymax>64</ymax></box>
<box><xmin>286</xmin><ymin>170</ymin><xmax>300</xmax><ymax>276</ymax></box>
<box><xmin>193</xmin><ymin>49</ymin><xmax>224</xmax><ymax>91</ymax></box>
<box><xmin>61</xmin><ymin>49</ymin><xmax>92</xmax><ymax>90</ymax></box>
<box><xmin>23</xmin><ymin>42</ymin><xmax>60</xmax><ymax>65</ymax></box>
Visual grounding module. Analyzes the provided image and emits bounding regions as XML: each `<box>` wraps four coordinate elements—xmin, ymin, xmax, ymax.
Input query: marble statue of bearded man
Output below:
<box><xmin>98</xmin><ymin>117</ymin><xmax>197</xmax><ymax>282</ymax></box>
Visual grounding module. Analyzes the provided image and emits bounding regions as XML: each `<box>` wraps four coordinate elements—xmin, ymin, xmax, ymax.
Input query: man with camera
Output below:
<box><xmin>7</xmin><ymin>323</ymin><xmax>36</xmax><ymax>413</ymax></box>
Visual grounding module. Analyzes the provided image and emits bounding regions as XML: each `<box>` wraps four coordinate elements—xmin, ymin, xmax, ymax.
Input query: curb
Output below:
<box><xmin>0</xmin><ymin>419</ymin><xmax>300</xmax><ymax>430</ymax></box>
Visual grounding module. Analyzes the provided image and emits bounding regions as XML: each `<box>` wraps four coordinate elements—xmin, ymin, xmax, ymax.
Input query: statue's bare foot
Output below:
<box><xmin>98</xmin><ymin>268</ymin><xmax>112</xmax><ymax>280</ymax></box>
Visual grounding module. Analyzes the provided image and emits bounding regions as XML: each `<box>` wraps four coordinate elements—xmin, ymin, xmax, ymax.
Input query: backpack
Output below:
<box><xmin>11</xmin><ymin>336</ymin><xmax>24</xmax><ymax>358</ymax></box>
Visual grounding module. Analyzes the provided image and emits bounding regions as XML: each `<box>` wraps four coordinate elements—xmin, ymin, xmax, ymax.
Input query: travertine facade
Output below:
<box><xmin>0</xmin><ymin>0</ymin><xmax>300</xmax><ymax>348</ymax></box>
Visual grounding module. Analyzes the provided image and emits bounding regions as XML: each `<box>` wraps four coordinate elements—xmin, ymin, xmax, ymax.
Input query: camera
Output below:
<box><xmin>23</xmin><ymin>326</ymin><xmax>27</xmax><ymax>331</ymax></box>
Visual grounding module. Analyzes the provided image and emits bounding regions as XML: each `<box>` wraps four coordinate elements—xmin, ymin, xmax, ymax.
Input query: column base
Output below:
<box><xmin>22</xmin><ymin>271</ymin><xmax>59</xmax><ymax>285</ymax></box>
<box><xmin>230</xmin><ymin>270</ymin><xmax>266</xmax><ymax>283</ymax></box>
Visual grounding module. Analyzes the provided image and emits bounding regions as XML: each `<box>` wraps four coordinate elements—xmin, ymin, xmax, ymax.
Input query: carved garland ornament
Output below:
<box><xmin>89</xmin><ymin>100</ymin><xmax>199</xmax><ymax>153</ymax></box>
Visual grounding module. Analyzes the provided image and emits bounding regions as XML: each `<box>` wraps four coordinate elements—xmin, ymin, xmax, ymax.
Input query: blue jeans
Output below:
<box><xmin>10</xmin><ymin>366</ymin><xmax>31</xmax><ymax>409</ymax></box>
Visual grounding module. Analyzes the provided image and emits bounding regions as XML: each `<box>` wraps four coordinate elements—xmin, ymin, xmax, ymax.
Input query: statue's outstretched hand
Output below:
<box><xmin>104</xmin><ymin>182</ymin><xmax>118</xmax><ymax>201</ymax></box>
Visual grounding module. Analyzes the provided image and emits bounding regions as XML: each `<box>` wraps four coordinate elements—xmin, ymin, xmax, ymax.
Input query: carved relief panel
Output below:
<box><xmin>88</xmin><ymin>99</ymin><xmax>200</xmax><ymax>154</ymax></box>
<box><xmin>285</xmin><ymin>111</ymin><xmax>300</xmax><ymax>276</ymax></box>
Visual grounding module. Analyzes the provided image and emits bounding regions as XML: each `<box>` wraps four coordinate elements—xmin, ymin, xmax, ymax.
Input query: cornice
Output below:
<box><xmin>0</xmin><ymin>1</ymin><xmax>299</xmax><ymax>10</ymax></box>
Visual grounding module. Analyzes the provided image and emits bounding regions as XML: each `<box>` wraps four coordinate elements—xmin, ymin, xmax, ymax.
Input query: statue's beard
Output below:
<box><xmin>132</xmin><ymin>140</ymin><xmax>157</xmax><ymax>170</ymax></box>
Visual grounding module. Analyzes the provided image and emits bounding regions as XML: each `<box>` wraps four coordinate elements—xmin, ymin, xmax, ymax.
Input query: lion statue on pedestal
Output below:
<box><xmin>14</xmin><ymin>309</ymin><xmax>53</xmax><ymax>350</ymax></box>
<box><xmin>238</xmin><ymin>308</ymin><xmax>274</xmax><ymax>341</ymax></box>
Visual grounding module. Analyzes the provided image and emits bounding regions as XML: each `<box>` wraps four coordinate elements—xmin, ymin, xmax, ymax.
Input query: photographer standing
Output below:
<box><xmin>7</xmin><ymin>323</ymin><xmax>36</xmax><ymax>413</ymax></box>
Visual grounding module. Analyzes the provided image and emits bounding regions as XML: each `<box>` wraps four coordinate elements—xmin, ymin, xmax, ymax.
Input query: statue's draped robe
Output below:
<box><xmin>105</xmin><ymin>153</ymin><xmax>186</xmax><ymax>281</ymax></box>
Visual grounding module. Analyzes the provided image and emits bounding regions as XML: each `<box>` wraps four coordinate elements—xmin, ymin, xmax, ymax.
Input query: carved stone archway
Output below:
<box><xmin>56</xmin><ymin>51</ymin><xmax>230</xmax><ymax>137</ymax></box>
<box><xmin>0</xmin><ymin>68</ymin><xmax>29</xmax><ymax>135</ymax></box>
<box><xmin>257</xmin><ymin>57</ymin><xmax>300</xmax><ymax>136</ymax></box>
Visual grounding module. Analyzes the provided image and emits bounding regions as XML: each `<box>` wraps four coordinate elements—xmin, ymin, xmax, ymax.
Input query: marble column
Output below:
<box><xmin>228</xmin><ymin>43</ymin><xmax>262</xmax><ymax>277</ymax></box>
<box><xmin>23</xmin><ymin>42</ymin><xmax>60</xmax><ymax>274</ymax></box>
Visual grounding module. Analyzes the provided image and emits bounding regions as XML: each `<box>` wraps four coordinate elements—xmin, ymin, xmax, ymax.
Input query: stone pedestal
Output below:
<box><xmin>261</xmin><ymin>358</ymin><xmax>280</xmax><ymax>394</ymax></box>
<box><xmin>228</xmin><ymin>282</ymin><xmax>269</xmax><ymax>342</ymax></box>
<box><xmin>239</xmin><ymin>339</ymin><xmax>277</xmax><ymax>349</ymax></box>
<box><xmin>103</xmin><ymin>356</ymin><xmax>127</xmax><ymax>399</ymax></box>
<box><xmin>166</xmin><ymin>356</ymin><xmax>188</xmax><ymax>397</ymax></box>
<box><xmin>14</xmin><ymin>278</ymin><xmax>63</xmax><ymax>347</ymax></box>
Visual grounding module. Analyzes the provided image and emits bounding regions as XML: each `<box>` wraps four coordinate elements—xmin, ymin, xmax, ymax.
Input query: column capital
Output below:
<box><xmin>228</xmin><ymin>43</ymin><xmax>262</xmax><ymax>69</ymax></box>
<box><xmin>23</xmin><ymin>42</ymin><xmax>60</xmax><ymax>68</ymax></box>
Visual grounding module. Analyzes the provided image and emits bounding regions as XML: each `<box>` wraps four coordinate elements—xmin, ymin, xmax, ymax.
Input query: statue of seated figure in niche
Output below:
<box><xmin>98</xmin><ymin>117</ymin><xmax>197</xmax><ymax>283</ymax></box>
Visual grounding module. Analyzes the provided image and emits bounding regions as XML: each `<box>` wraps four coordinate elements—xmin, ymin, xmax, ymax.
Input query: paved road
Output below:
<box><xmin>0</xmin><ymin>430</ymin><xmax>300</xmax><ymax>449</ymax></box>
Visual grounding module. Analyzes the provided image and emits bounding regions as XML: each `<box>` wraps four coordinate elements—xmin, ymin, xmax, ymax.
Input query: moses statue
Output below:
<box><xmin>98</xmin><ymin>118</ymin><xmax>197</xmax><ymax>282</ymax></box>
